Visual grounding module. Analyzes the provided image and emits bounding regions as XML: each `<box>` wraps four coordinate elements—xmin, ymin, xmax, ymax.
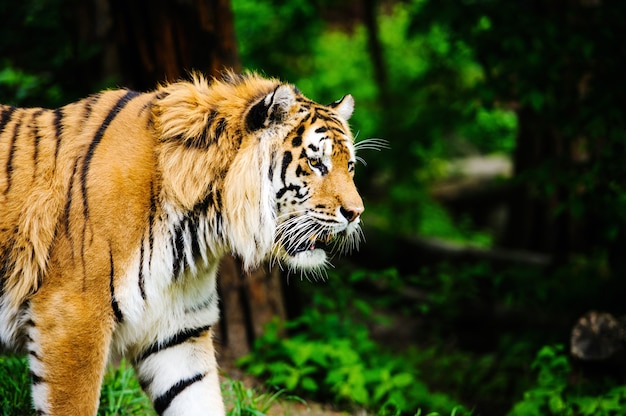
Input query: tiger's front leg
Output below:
<box><xmin>27</xmin><ymin>279</ymin><xmax>115</xmax><ymax>415</ymax></box>
<box><xmin>133</xmin><ymin>327</ymin><xmax>225</xmax><ymax>416</ymax></box>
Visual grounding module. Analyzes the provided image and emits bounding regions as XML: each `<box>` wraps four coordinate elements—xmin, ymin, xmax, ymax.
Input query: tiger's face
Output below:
<box><xmin>271</xmin><ymin>94</ymin><xmax>364</xmax><ymax>272</ymax></box>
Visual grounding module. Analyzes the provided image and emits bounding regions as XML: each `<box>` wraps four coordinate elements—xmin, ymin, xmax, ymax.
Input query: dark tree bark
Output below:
<box><xmin>108</xmin><ymin>0</ymin><xmax>240</xmax><ymax>90</ymax></box>
<box><xmin>362</xmin><ymin>0</ymin><xmax>389</xmax><ymax>106</ymax></box>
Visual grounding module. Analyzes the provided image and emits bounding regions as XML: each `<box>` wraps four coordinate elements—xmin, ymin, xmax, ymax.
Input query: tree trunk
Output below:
<box><xmin>216</xmin><ymin>258</ymin><xmax>286</xmax><ymax>361</ymax></box>
<box><xmin>108</xmin><ymin>0</ymin><xmax>240</xmax><ymax>89</ymax></box>
<box><xmin>362</xmin><ymin>0</ymin><xmax>390</xmax><ymax>106</ymax></box>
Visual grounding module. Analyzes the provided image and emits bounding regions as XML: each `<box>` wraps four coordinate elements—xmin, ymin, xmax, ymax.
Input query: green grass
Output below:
<box><xmin>0</xmin><ymin>354</ymin><xmax>32</xmax><ymax>416</ymax></box>
<box><xmin>223</xmin><ymin>379</ymin><xmax>305</xmax><ymax>416</ymax></box>
<box><xmin>98</xmin><ymin>360</ymin><xmax>155</xmax><ymax>416</ymax></box>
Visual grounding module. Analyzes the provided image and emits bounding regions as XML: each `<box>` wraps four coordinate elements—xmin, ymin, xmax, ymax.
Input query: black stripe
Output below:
<box><xmin>81</xmin><ymin>90</ymin><xmax>140</xmax><ymax>219</ymax></box>
<box><xmin>30</xmin><ymin>370</ymin><xmax>44</xmax><ymax>385</ymax></box>
<box><xmin>0</xmin><ymin>244</ymin><xmax>12</xmax><ymax>294</ymax></box>
<box><xmin>276</xmin><ymin>184</ymin><xmax>308</xmax><ymax>200</ymax></box>
<box><xmin>136</xmin><ymin>325</ymin><xmax>211</xmax><ymax>363</ymax></box>
<box><xmin>186</xmin><ymin>217</ymin><xmax>201</xmax><ymax>262</ymax></box>
<box><xmin>51</xmin><ymin>108</ymin><xmax>64</xmax><ymax>177</ymax></box>
<box><xmin>196</xmin><ymin>110</ymin><xmax>218</xmax><ymax>147</ymax></box>
<box><xmin>280</xmin><ymin>151</ymin><xmax>293</xmax><ymax>184</ymax></box>
<box><xmin>148</xmin><ymin>181</ymin><xmax>157</xmax><ymax>272</ymax></box>
<box><xmin>214</xmin><ymin>118</ymin><xmax>227</xmax><ymax>141</ymax></box>
<box><xmin>246</xmin><ymin>97</ymin><xmax>270</xmax><ymax>131</ymax></box>
<box><xmin>31</xmin><ymin>109</ymin><xmax>44</xmax><ymax>178</ymax></box>
<box><xmin>154</xmin><ymin>373</ymin><xmax>205</xmax><ymax>415</ymax></box>
<box><xmin>214</xmin><ymin>190</ymin><xmax>223</xmax><ymax>237</ymax></box>
<box><xmin>171</xmin><ymin>223</ymin><xmax>186</xmax><ymax>279</ymax></box>
<box><xmin>63</xmin><ymin>158</ymin><xmax>81</xmax><ymax>265</ymax></box>
<box><xmin>188</xmin><ymin>222</ymin><xmax>201</xmax><ymax>262</ymax></box>
<box><xmin>82</xmin><ymin>93</ymin><xmax>100</xmax><ymax>125</ymax></box>
<box><xmin>184</xmin><ymin>292</ymin><xmax>216</xmax><ymax>314</ymax></box>
<box><xmin>138</xmin><ymin>375</ymin><xmax>152</xmax><ymax>391</ymax></box>
<box><xmin>109</xmin><ymin>247</ymin><xmax>124</xmax><ymax>323</ymax></box>
<box><xmin>138</xmin><ymin>239</ymin><xmax>146</xmax><ymax>300</ymax></box>
<box><xmin>268</xmin><ymin>149</ymin><xmax>276</xmax><ymax>181</ymax></box>
<box><xmin>4</xmin><ymin>114</ymin><xmax>23</xmax><ymax>194</ymax></box>
<box><xmin>295</xmin><ymin>165</ymin><xmax>310</xmax><ymax>177</ymax></box>
<box><xmin>137</xmin><ymin>95</ymin><xmax>153</xmax><ymax>117</ymax></box>
<box><xmin>63</xmin><ymin>158</ymin><xmax>81</xmax><ymax>237</ymax></box>
<box><xmin>0</xmin><ymin>106</ymin><xmax>16</xmax><ymax>137</ymax></box>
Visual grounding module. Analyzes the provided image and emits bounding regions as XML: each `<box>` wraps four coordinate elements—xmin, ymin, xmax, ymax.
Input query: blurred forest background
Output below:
<box><xmin>2</xmin><ymin>0</ymin><xmax>626</xmax><ymax>414</ymax></box>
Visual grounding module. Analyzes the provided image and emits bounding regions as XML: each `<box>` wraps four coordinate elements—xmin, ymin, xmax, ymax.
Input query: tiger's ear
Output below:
<box><xmin>328</xmin><ymin>94</ymin><xmax>354</xmax><ymax>120</ymax></box>
<box><xmin>246</xmin><ymin>85</ymin><xmax>297</xmax><ymax>131</ymax></box>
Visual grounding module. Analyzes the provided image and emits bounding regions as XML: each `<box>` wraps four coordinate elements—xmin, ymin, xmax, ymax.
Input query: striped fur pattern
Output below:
<box><xmin>0</xmin><ymin>72</ymin><xmax>364</xmax><ymax>415</ymax></box>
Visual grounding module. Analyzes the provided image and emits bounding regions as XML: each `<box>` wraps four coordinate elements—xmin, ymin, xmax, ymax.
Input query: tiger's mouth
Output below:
<box><xmin>277</xmin><ymin>224</ymin><xmax>360</xmax><ymax>271</ymax></box>
<box><xmin>286</xmin><ymin>233</ymin><xmax>336</xmax><ymax>257</ymax></box>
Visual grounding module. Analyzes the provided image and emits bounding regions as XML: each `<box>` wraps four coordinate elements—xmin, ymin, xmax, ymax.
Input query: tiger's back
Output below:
<box><xmin>0</xmin><ymin>90</ymin><xmax>156</xmax><ymax>328</ymax></box>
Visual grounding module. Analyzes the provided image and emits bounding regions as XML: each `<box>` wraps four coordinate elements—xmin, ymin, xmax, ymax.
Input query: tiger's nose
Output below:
<box><xmin>340</xmin><ymin>205</ymin><xmax>364</xmax><ymax>223</ymax></box>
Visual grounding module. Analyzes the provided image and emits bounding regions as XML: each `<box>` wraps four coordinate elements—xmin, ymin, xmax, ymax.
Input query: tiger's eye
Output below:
<box><xmin>307</xmin><ymin>157</ymin><xmax>328</xmax><ymax>175</ymax></box>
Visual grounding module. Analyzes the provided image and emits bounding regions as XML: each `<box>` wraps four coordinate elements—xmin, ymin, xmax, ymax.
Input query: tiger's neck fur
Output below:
<box><xmin>154</xmin><ymin>73</ymin><xmax>288</xmax><ymax>270</ymax></box>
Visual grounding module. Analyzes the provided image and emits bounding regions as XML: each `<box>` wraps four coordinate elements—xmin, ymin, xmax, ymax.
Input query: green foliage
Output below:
<box><xmin>367</xmin><ymin>185</ymin><xmax>493</xmax><ymax>247</ymax></box>
<box><xmin>410</xmin><ymin>0</ymin><xmax>626</xmax><ymax>262</ymax></box>
<box><xmin>238</xmin><ymin>283</ymin><xmax>470</xmax><ymax>416</ymax></box>
<box><xmin>0</xmin><ymin>0</ymin><xmax>107</xmax><ymax>107</ymax></box>
<box><xmin>239</xmin><ymin>318</ymin><xmax>468</xmax><ymax>415</ymax></box>
<box><xmin>509</xmin><ymin>345</ymin><xmax>626</xmax><ymax>416</ymax></box>
<box><xmin>0</xmin><ymin>65</ymin><xmax>62</xmax><ymax>106</ymax></box>
<box><xmin>233</xmin><ymin>0</ymin><xmax>517</xmax><ymax>245</ymax></box>
<box><xmin>232</xmin><ymin>0</ymin><xmax>326</xmax><ymax>82</ymax></box>
<box><xmin>241</xmin><ymin>263</ymin><xmax>626</xmax><ymax>415</ymax></box>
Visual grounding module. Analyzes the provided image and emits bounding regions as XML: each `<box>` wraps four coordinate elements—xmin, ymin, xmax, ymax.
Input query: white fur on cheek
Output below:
<box><xmin>222</xmin><ymin>139</ymin><xmax>276</xmax><ymax>270</ymax></box>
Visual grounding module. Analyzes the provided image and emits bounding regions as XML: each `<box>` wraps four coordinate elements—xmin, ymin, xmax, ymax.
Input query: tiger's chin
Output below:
<box><xmin>275</xmin><ymin>235</ymin><xmax>335</xmax><ymax>272</ymax></box>
<box><xmin>283</xmin><ymin>247</ymin><xmax>328</xmax><ymax>270</ymax></box>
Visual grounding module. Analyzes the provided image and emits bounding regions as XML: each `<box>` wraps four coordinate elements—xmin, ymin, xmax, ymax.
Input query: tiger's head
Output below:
<box><xmin>242</xmin><ymin>83</ymin><xmax>364</xmax><ymax>274</ymax></box>
<box><xmin>155</xmin><ymin>73</ymin><xmax>367</xmax><ymax>275</ymax></box>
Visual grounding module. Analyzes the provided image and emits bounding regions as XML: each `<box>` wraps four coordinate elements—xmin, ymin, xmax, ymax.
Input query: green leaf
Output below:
<box><xmin>300</xmin><ymin>377</ymin><xmax>318</xmax><ymax>392</ymax></box>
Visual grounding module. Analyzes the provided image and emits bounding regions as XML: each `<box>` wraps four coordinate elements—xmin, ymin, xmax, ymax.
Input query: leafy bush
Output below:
<box><xmin>509</xmin><ymin>345</ymin><xmax>626</xmax><ymax>416</ymax></box>
<box><xmin>238</xmin><ymin>311</ymin><xmax>469</xmax><ymax>415</ymax></box>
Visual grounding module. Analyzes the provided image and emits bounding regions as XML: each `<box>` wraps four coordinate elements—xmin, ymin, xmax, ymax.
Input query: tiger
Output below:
<box><xmin>0</xmin><ymin>71</ymin><xmax>368</xmax><ymax>415</ymax></box>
